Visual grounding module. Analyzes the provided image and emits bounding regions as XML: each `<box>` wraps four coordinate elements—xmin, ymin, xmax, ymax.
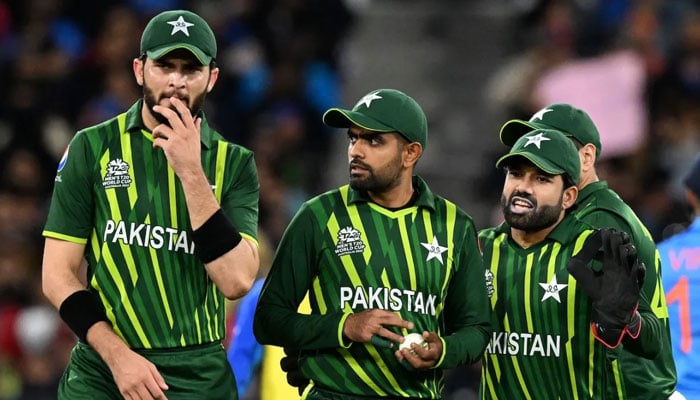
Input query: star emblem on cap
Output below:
<box><xmin>539</xmin><ymin>275</ymin><xmax>568</xmax><ymax>303</ymax></box>
<box><xmin>356</xmin><ymin>92</ymin><xmax>382</xmax><ymax>108</ymax></box>
<box><xmin>524</xmin><ymin>132</ymin><xmax>551</xmax><ymax>149</ymax></box>
<box><xmin>530</xmin><ymin>107</ymin><xmax>552</xmax><ymax>122</ymax></box>
<box><xmin>168</xmin><ymin>16</ymin><xmax>195</xmax><ymax>36</ymax></box>
<box><xmin>421</xmin><ymin>236</ymin><xmax>448</xmax><ymax>265</ymax></box>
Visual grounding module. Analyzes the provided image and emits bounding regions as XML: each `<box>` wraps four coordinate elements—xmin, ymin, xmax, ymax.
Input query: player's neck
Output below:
<box><xmin>368</xmin><ymin>181</ymin><xmax>416</xmax><ymax>209</ymax></box>
<box><xmin>578</xmin><ymin>170</ymin><xmax>599</xmax><ymax>190</ymax></box>
<box><xmin>510</xmin><ymin>214</ymin><xmax>564</xmax><ymax>249</ymax></box>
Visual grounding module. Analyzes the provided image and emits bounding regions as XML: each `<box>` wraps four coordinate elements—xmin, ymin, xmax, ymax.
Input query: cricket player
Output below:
<box><xmin>254</xmin><ymin>88</ymin><xmax>491</xmax><ymax>399</ymax></box>
<box><xmin>480</xmin><ymin>129</ymin><xmax>659</xmax><ymax>399</ymax></box>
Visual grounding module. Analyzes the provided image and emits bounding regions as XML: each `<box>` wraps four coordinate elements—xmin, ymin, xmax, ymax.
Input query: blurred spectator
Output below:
<box><xmin>659</xmin><ymin>152</ymin><xmax>700</xmax><ymax>399</ymax></box>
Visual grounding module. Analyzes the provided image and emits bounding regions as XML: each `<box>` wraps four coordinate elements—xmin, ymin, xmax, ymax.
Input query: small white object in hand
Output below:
<box><xmin>399</xmin><ymin>333</ymin><xmax>428</xmax><ymax>354</ymax></box>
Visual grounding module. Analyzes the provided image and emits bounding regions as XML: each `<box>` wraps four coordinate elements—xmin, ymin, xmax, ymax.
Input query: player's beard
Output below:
<box><xmin>501</xmin><ymin>191</ymin><xmax>563</xmax><ymax>232</ymax></box>
<box><xmin>142</xmin><ymin>74</ymin><xmax>209</xmax><ymax>126</ymax></box>
<box><xmin>349</xmin><ymin>154</ymin><xmax>402</xmax><ymax>194</ymax></box>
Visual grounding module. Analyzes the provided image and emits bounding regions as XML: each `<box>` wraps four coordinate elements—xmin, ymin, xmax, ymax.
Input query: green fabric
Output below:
<box><xmin>500</xmin><ymin>103</ymin><xmax>602</xmax><ymax>158</ymax></box>
<box><xmin>575</xmin><ymin>181</ymin><xmax>677</xmax><ymax>399</ymax></box>
<box><xmin>58</xmin><ymin>342</ymin><xmax>236</xmax><ymax>399</ymax></box>
<box><xmin>496</xmin><ymin>129</ymin><xmax>581</xmax><ymax>184</ymax></box>
<box><xmin>479</xmin><ymin>215</ymin><xmax>625</xmax><ymax>399</ymax></box>
<box><xmin>140</xmin><ymin>10</ymin><xmax>217</xmax><ymax>64</ymax></box>
<box><xmin>322</xmin><ymin>89</ymin><xmax>428</xmax><ymax>148</ymax></box>
<box><xmin>43</xmin><ymin>100</ymin><xmax>259</xmax><ymax>348</ymax></box>
<box><xmin>254</xmin><ymin>176</ymin><xmax>491</xmax><ymax>398</ymax></box>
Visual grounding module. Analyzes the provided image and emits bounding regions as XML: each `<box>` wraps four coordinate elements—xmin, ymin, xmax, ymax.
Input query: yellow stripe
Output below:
<box><xmin>567</xmin><ymin>230</ymin><xmax>592</xmax><ymax>398</ymax></box>
<box><xmin>214</xmin><ymin>141</ymin><xmax>227</xmax><ymax>202</ymax></box>
<box><xmin>337</xmin><ymin>348</ymin><xmax>388</xmax><ymax>396</ymax></box>
<box><xmin>100</xmin><ymin>149</ymin><xmax>150</xmax><ymax>347</ymax></box>
<box><xmin>502</xmin><ymin>318</ymin><xmax>532</xmax><ymax>400</ymax></box>
<box><xmin>398</xmin><ymin>216</ymin><xmax>416</xmax><ymax>290</ymax></box>
<box><xmin>524</xmin><ymin>252</ymin><xmax>534</xmax><ymax>332</ymax></box>
<box><xmin>312</xmin><ymin>276</ymin><xmax>328</xmax><ymax>314</ymax></box>
<box><xmin>42</xmin><ymin>231</ymin><xmax>88</xmax><ymax>244</ymax></box>
<box><xmin>484</xmin><ymin>355</ymin><xmax>500</xmax><ymax>399</ymax></box>
<box><xmin>612</xmin><ymin>359</ymin><xmax>623</xmax><ymax>398</ymax></box>
<box><xmin>334</xmin><ymin>186</ymin><xmax>406</xmax><ymax>395</ymax></box>
<box><xmin>437</xmin><ymin>202</ymin><xmax>456</xmax><ymax>317</ymax></box>
<box><xmin>89</xmin><ymin>233</ymin><xmax>125</xmax><ymax>339</ymax></box>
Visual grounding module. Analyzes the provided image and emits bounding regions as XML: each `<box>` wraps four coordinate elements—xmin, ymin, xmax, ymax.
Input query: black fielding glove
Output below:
<box><xmin>280</xmin><ymin>348</ymin><xmax>310</xmax><ymax>395</ymax></box>
<box><xmin>566</xmin><ymin>228</ymin><xmax>646</xmax><ymax>348</ymax></box>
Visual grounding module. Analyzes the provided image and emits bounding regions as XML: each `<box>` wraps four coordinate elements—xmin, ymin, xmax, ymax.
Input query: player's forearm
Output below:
<box><xmin>204</xmin><ymin>237</ymin><xmax>258</xmax><ymax>299</ymax></box>
<box><xmin>254</xmin><ymin>301</ymin><xmax>348</xmax><ymax>350</ymax></box>
<box><xmin>178</xmin><ymin>167</ymin><xmax>221</xmax><ymax>229</ymax></box>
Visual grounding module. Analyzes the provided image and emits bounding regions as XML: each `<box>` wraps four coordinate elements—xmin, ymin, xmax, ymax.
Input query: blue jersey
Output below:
<box><xmin>658</xmin><ymin>218</ymin><xmax>700</xmax><ymax>398</ymax></box>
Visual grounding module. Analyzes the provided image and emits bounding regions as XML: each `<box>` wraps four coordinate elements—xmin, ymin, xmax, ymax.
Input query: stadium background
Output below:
<box><xmin>0</xmin><ymin>0</ymin><xmax>698</xmax><ymax>398</ymax></box>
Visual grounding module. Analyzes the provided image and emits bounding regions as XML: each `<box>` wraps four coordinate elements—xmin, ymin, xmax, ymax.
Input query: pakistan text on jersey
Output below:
<box><xmin>103</xmin><ymin>220</ymin><xmax>194</xmax><ymax>254</ymax></box>
<box><xmin>340</xmin><ymin>286</ymin><xmax>437</xmax><ymax>316</ymax></box>
<box><xmin>486</xmin><ymin>331</ymin><xmax>561</xmax><ymax>357</ymax></box>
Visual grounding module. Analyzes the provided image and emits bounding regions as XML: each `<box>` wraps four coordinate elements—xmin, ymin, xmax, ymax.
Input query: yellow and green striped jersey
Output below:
<box><xmin>254</xmin><ymin>176</ymin><xmax>491</xmax><ymax>399</ymax></box>
<box><xmin>479</xmin><ymin>215</ymin><xmax>624</xmax><ymax>400</ymax></box>
<box><xmin>43</xmin><ymin>100</ymin><xmax>259</xmax><ymax>349</ymax></box>
<box><xmin>575</xmin><ymin>181</ymin><xmax>677</xmax><ymax>399</ymax></box>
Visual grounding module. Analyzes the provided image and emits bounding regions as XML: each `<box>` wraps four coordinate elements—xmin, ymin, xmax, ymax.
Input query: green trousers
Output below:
<box><xmin>58</xmin><ymin>341</ymin><xmax>237</xmax><ymax>400</ymax></box>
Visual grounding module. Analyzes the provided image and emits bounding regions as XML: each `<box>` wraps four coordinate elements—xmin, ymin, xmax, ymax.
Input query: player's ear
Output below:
<box><xmin>206</xmin><ymin>66</ymin><xmax>219</xmax><ymax>93</ymax></box>
<box><xmin>562</xmin><ymin>184</ymin><xmax>578</xmax><ymax>210</ymax></box>
<box><xmin>133</xmin><ymin>57</ymin><xmax>144</xmax><ymax>86</ymax></box>
<box><xmin>579</xmin><ymin>143</ymin><xmax>596</xmax><ymax>174</ymax></box>
<box><xmin>403</xmin><ymin>142</ymin><xmax>422</xmax><ymax>167</ymax></box>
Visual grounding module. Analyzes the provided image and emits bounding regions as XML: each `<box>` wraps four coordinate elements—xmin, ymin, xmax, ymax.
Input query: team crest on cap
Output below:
<box><xmin>355</xmin><ymin>92</ymin><xmax>382</xmax><ymax>108</ymax></box>
<box><xmin>334</xmin><ymin>226</ymin><xmax>366</xmax><ymax>256</ymax></box>
<box><xmin>530</xmin><ymin>107</ymin><xmax>552</xmax><ymax>122</ymax></box>
<box><xmin>103</xmin><ymin>158</ymin><xmax>132</xmax><ymax>189</ymax></box>
<box><xmin>168</xmin><ymin>16</ymin><xmax>194</xmax><ymax>36</ymax></box>
<box><xmin>524</xmin><ymin>132</ymin><xmax>551</xmax><ymax>149</ymax></box>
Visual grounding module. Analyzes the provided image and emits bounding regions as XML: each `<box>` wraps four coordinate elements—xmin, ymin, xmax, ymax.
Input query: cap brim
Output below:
<box><xmin>495</xmin><ymin>152</ymin><xmax>565</xmax><ymax>176</ymax></box>
<box><xmin>499</xmin><ymin>120</ymin><xmax>545</xmax><ymax>146</ymax></box>
<box><xmin>147</xmin><ymin>44</ymin><xmax>212</xmax><ymax>65</ymax></box>
<box><xmin>322</xmin><ymin>108</ymin><xmax>394</xmax><ymax>132</ymax></box>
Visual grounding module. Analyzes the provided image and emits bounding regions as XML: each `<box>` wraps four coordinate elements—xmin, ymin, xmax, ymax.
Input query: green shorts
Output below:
<box><xmin>58</xmin><ymin>341</ymin><xmax>237</xmax><ymax>400</ymax></box>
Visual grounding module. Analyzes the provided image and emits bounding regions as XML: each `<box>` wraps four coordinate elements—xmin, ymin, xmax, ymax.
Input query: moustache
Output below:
<box><xmin>349</xmin><ymin>159</ymin><xmax>371</xmax><ymax>171</ymax></box>
<box><xmin>509</xmin><ymin>191</ymin><xmax>537</xmax><ymax>207</ymax></box>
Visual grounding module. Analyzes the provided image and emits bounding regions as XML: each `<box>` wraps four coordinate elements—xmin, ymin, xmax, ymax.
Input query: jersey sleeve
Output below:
<box><xmin>253</xmin><ymin>203</ymin><xmax>349</xmax><ymax>350</ymax></box>
<box><xmin>43</xmin><ymin>131</ymin><xmax>95</xmax><ymax>243</ymax></box>
<box><xmin>438</xmin><ymin>219</ymin><xmax>491</xmax><ymax>368</ymax></box>
<box><xmin>221</xmin><ymin>147</ymin><xmax>259</xmax><ymax>241</ymax></box>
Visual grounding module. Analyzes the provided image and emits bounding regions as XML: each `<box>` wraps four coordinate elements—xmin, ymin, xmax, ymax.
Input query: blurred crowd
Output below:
<box><xmin>0</xmin><ymin>0</ymin><xmax>354</xmax><ymax>398</ymax></box>
<box><xmin>483</xmin><ymin>0</ymin><xmax>700</xmax><ymax>242</ymax></box>
<box><xmin>1</xmin><ymin>0</ymin><xmax>700</xmax><ymax>399</ymax></box>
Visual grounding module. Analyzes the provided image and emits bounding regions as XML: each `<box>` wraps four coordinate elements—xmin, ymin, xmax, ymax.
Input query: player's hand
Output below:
<box><xmin>108</xmin><ymin>348</ymin><xmax>169</xmax><ymax>399</ymax></box>
<box><xmin>395</xmin><ymin>331</ymin><xmax>442</xmax><ymax>370</ymax></box>
<box><xmin>152</xmin><ymin>96</ymin><xmax>203</xmax><ymax>178</ymax></box>
<box><xmin>280</xmin><ymin>348</ymin><xmax>309</xmax><ymax>396</ymax></box>
<box><xmin>342</xmin><ymin>309</ymin><xmax>413</xmax><ymax>347</ymax></box>
<box><xmin>566</xmin><ymin>228</ymin><xmax>646</xmax><ymax>348</ymax></box>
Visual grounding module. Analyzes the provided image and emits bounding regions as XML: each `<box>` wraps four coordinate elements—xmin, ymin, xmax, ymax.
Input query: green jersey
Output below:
<box><xmin>575</xmin><ymin>181</ymin><xmax>677</xmax><ymax>399</ymax></box>
<box><xmin>254</xmin><ymin>176</ymin><xmax>491</xmax><ymax>399</ymax></box>
<box><xmin>479</xmin><ymin>215</ymin><xmax>624</xmax><ymax>400</ymax></box>
<box><xmin>43</xmin><ymin>100</ymin><xmax>259</xmax><ymax>349</ymax></box>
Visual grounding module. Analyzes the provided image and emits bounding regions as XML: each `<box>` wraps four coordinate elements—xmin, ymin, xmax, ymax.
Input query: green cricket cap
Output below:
<box><xmin>496</xmin><ymin>128</ymin><xmax>581</xmax><ymax>184</ymax></box>
<box><xmin>500</xmin><ymin>103</ymin><xmax>602</xmax><ymax>159</ymax></box>
<box><xmin>322</xmin><ymin>89</ymin><xmax>428</xmax><ymax>149</ymax></box>
<box><xmin>140</xmin><ymin>10</ymin><xmax>217</xmax><ymax>65</ymax></box>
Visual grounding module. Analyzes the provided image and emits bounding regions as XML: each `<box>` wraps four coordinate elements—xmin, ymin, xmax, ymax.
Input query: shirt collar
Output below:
<box><xmin>347</xmin><ymin>175</ymin><xmax>437</xmax><ymax>211</ymax></box>
<box><xmin>124</xmin><ymin>99</ymin><xmax>214</xmax><ymax>149</ymax></box>
<box><xmin>577</xmin><ymin>180</ymin><xmax>608</xmax><ymax>205</ymax></box>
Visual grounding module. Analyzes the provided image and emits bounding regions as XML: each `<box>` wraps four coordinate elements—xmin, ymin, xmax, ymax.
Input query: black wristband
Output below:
<box><xmin>59</xmin><ymin>290</ymin><xmax>110</xmax><ymax>342</ymax></box>
<box><xmin>192</xmin><ymin>208</ymin><xmax>242</xmax><ymax>264</ymax></box>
